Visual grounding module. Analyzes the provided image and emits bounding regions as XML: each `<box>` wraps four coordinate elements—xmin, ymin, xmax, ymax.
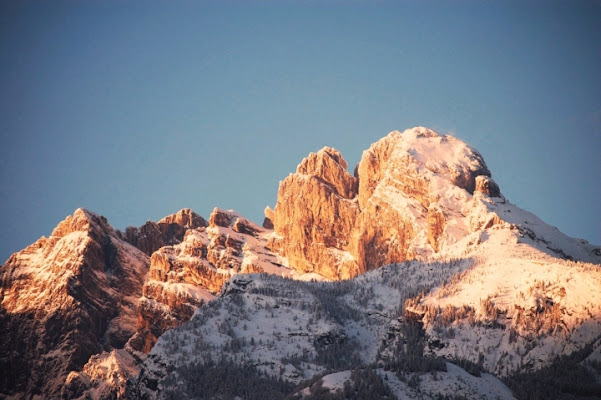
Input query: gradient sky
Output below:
<box><xmin>1</xmin><ymin>1</ymin><xmax>600</xmax><ymax>263</ymax></box>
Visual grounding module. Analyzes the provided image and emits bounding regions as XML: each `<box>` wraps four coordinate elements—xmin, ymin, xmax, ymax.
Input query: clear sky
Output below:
<box><xmin>1</xmin><ymin>1</ymin><xmax>600</xmax><ymax>263</ymax></box>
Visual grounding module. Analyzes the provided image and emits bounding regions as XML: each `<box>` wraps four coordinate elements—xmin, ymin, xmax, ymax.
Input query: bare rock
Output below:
<box><xmin>269</xmin><ymin>147</ymin><xmax>360</xmax><ymax>279</ymax></box>
<box><xmin>122</xmin><ymin>208</ymin><xmax>207</xmax><ymax>255</ymax></box>
<box><xmin>263</xmin><ymin>206</ymin><xmax>275</xmax><ymax>229</ymax></box>
<box><xmin>208</xmin><ymin>207</ymin><xmax>237</xmax><ymax>228</ymax></box>
<box><xmin>427</xmin><ymin>205</ymin><xmax>446</xmax><ymax>252</ymax></box>
<box><xmin>268</xmin><ymin>127</ymin><xmax>496</xmax><ymax>278</ymax></box>
<box><xmin>0</xmin><ymin>209</ymin><xmax>149</xmax><ymax>398</ymax></box>
<box><xmin>123</xmin><ymin>221</ymin><xmax>173</xmax><ymax>256</ymax></box>
<box><xmin>297</xmin><ymin>147</ymin><xmax>358</xmax><ymax>198</ymax></box>
<box><xmin>158</xmin><ymin>208</ymin><xmax>208</xmax><ymax>228</ymax></box>
<box><xmin>475</xmin><ymin>175</ymin><xmax>501</xmax><ymax>198</ymax></box>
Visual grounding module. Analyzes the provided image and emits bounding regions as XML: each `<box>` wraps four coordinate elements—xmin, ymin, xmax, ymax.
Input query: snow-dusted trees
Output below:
<box><xmin>504</xmin><ymin>343</ymin><xmax>601</xmax><ymax>400</ymax></box>
<box><xmin>160</xmin><ymin>357</ymin><xmax>294</xmax><ymax>400</ymax></box>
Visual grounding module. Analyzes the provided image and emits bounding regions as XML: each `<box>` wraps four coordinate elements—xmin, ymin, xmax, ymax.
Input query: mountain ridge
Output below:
<box><xmin>1</xmin><ymin>127</ymin><xmax>600</xmax><ymax>399</ymax></box>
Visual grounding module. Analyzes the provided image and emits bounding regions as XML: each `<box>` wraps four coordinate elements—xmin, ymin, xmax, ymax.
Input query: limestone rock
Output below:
<box><xmin>63</xmin><ymin>349</ymin><xmax>138</xmax><ymax>400</ymax></box>
<box><xmin>0</xmin><ymin>209</ymin><xmax>149</xmax><ymax>398</ymax></box>
<box><xmin>296</xmin><ymin>147</ymin><xmax>358</xmax><ymax>198</ymax></box>
<box><xmin>121</xmin><ymin>208</ymin><xmax>207</xmax><ymax>255</ymax></box>
<box><xmin>475</xmin><ymin>175</ymin><xmax>501</xmax><ymax>198</ymax></box>
<box><xmin>268</xmin><ymin>147</ymin><xmax>360</xmax><ymax>280</ymax></box>
<box><xmin>158</xmin><ymin>207</ymin><xmax>208</xmax><ymax>228</ymax></box>
<box><xmin>129</xmin><ymin>207</ymin><xmax>290</xmax><ymax>353</ymax></box>
<box><xmin>427</xmin><ymin>205</ymin><xmax>446</xmax><ymax>253</ymax></box>
<box><xmin>268</xmin><ymin>127</ymin><xmax>498</xmax><ymax>278</ymax></box>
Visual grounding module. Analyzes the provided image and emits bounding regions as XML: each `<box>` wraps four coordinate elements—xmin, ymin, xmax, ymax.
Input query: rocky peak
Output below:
<box><xmin>158</xmin><ymin>208</ymin><xmax>208</xmax><ymax>228</ymax></box>
<box><xmin>122</xmin><ymin>208</ymin><xmax>207</xmax><ymax>255</ymax></box>
<box><xmin>0</xmin><ymin>209</ymin><xmax>149</xmax><ymax>398</ymax></box>
<box><xmin>129</xmin><ymin>207</ymin><xmax>288</xmax><ymax>354</ymax></box>
<box><xmin>209</xmin><ymin>207</ymin><xmax>264</xmax><ymax>236</ymax></box>
<box><xmin>50</xmin><ymin>207</ymin><xmax>113</xmax><ymax>239</ymax></box>
<box><xmin>268</xmin><ymin>147</ymin><xmax>360</xmax><ymax>280</ymax></box>
<box><xmin>208</xmin><ymin>207</ymin><xmax>238</xmax><ymax>228</ymax></box>
<box><xmin>296</xmin><ymin>147</ymin><xmax>358</xmax><ymax>199</ymax></box>
<box><xmin>357</xmin><ymin>128</ymin><xmax>491</xmax><ymax>204</ymax></box>
<box><xmin>263</xmin><ymin>206</ymin><xmax>275</xmax><ymax>229</ymax></box>
<box><xmin>268</xmin><ymin>127</ymin><xmax>505</xmax><ymax>279</ymax></box>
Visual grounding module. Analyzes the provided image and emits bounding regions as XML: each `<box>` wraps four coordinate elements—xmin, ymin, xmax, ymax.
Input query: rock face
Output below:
<box><xmin>129</xmin><ymin>207</ymin><xmax>291</xmax><ymax>353</ymax></box>
<box><xmin>268</xmin><ymin>147</ymin><xmax>360</xmax><ymax>279</ymax></box>
<box><xmin>120</xmin><ymin>208</ymin><xmax>208</xmax><ymax>255</ymax></box>
<box><xmin>64</xmin><ymin>349</ymin><xmax>139</xmax><ymax>400</ymax></box>
<box><xmin>63</xmin><ymin>207</ymin><xmax>297</xmax><ymax>398</ymax></box>
<box><xmin>268</xmin><ymin>127</ymin><xmax>499</xmax><ymax>279</ymax></box>
<box><xmin>474</xmin><ymin>175</ymin><xmax>501</xmax><ymax>198</ymax></box>
<box><xmin>158</xmin><ymin>207</ymin><xmax>207</xmax><ymax>228</ymax></box>
<box><xmin>0</xmin><ymin>209</ymin><xmax>149</xmax><ymax>399</ymax></box>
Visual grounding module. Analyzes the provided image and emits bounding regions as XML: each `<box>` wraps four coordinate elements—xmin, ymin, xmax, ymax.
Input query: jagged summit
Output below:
<box><xmin>268</xmin><ymin>127</ymin><xmax>494</xmax><ymax>279</ymax></box>
<box><xmin>267</xmin><ymin>127</ymin><xmax>598</xmax><ymax>280</ymax></box>
<box><xmin>0</xmin><ymin>209</ymin><xmax>149</xmax><ymax>398</ymax></box>
<box><xmin>120</xmin><ymin>208</ymin><xmax>207</xmax><ymax>256</ymax></box>
<box><xmin>1</xmin><ymin>127</ymin><xmax>599</xmax><ymax>399</ymax></box>
<box><xmin>363</xmin><ymin>127</ymin><xmax>493</xmax><ymax>195</ymax></box>
<box><xmin>158</xmin><ymin>208</ymin><xmax>207</xmax><ymax>228</ymax></box>
<box><xmin>296</xmin><ymin>146</ymin><xmax>358</xmax><ymax>199</ymax></box>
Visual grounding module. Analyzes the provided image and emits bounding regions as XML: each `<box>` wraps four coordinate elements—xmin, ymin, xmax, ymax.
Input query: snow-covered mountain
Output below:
<box><xmin>0</xmin><ymin>209</ymin><xmax>149</xmax><ymax>397</ymax></box>
<box><xmin>1</xmin><ymin>127</ymin><xmax>600</xmax><ymax>399</ymax></box>
<box><xmin>267</xmin><ymin>127</ymin><xmax>598</xmax><ymax>281</ymax></box>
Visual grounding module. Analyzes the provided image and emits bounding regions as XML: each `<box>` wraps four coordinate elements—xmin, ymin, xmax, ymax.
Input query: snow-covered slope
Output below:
<box><xmin>128</xmin><ymin>261</ymin><xmax>520</xmax><ymax>399</ymax></box>
<box><xmin>295</xmin><ymin>364</ymin><xmax>515</xmax><ymax>400</ymax></box>
<box><xmin>129</xmin><ymin>240</ymin><xmax>601</xmax><ymax>399</ymax></box>
<box><xmin>124</xmin><ymin>128</ymin><xmax>600</xmax><ymax>399</ymax></box>
<box><xmin>413</xmin><ymin>222</ymin><xmax>601</xmax><ymax>376</ymax></box>
<box><xmin>268</xmin><ymin>127</ymin><xmax>600</xmax><ymax>282</ymax></box>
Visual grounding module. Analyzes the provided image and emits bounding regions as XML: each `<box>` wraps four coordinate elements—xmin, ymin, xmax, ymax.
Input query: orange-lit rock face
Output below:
<box><xmin>0</xmin><ymin>209</ymin><xmax>149</xmax><ymax>398</ymax></box>
<box><xmin>427</xmin><ymin>205</ymin><xmax>446</xmax><ymax>252</ymax></box>
<box><xmin>268</xmin><ymin>148</ymin><xmax>360</xmax><ymax>280</ymax></box>
<box><xmin>269</xmin><ymin>127</ymin><xmax>498</xmax><ymax>279</ymax></box>
<box><xmin>158</xmin><ymin>207</ymin><xmax>208</xmax><ymax>228</ymax></box>
<box><xmin>121</xmin><ymin>208</ymin><xmax>208</xmax><ymax>256</ymax></box>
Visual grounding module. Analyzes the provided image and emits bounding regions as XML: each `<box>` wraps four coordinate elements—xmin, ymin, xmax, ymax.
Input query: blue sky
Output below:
<box><xmin>1</xmin><ymin>1</ymin><xmax>600</xmax><ymax>262</ymax></box>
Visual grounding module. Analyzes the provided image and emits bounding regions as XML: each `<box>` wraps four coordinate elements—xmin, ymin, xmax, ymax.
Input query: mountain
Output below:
<box><xmin>1</xmin><ymin>127</ymin><xmax>600</xmax><ymax>399</ymax></box>
<box><xmin>267</xmin><ymin>127</ymin><xmax>598</xmax><ymax>281</ymax></box>
<box><xmin>0</xmin><ymin>209</ymin><xmax>149</xmax><ymax>397</ymax></box>
<box><xmin>127</xmin><ymin>207</ymin><xmax>303</xmax><ymax>355</ymax></box>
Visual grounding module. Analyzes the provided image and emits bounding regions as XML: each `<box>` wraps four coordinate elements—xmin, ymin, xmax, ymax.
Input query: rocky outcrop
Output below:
<box><xmin>268</xmin><ymin>148</ymin><xmax>360</xmax><ymax>280</ymax></box>
<box><xmin>158</xmin><ymin>208</ymin><xmax>207</xmax><ymax>228</ymax></box>
<box><xmin>0</xmin><ymin>209</ymin><xmax>149</xmax><ymax>399</ymax></box>
<box><xmin>351</xmin><ymin>129</ymin><xmax>495</xmax><ymax>270</ymax></box>
<box><xmin>120</xmin><ymin>208</ymin><xmax>207</xmax><ymax>255</ymax></box>
<box><xmin>268</xmin><ymin>127</ymin><xmax>500</xmax><ymax>279</ymax></box>
<box><xmin>57</xmin><ymin>206</ymin><xmax>293</xmax><ymax>396</ymax></box>
<box><xmin>475</xmin><ymin>175</ymin><xmax>501</xmax><ymax>198</ymax></box>
<box><xmin>128</xmin><ymin>227</ymin><xmax>220</xmax><ymax>353</ymax></box>
<box><xmin>427</xmin><ymin>205</ymin><xmax>446</xmax><ymax>252</ymax></box>
<box><xmin>263</xmin><ymin>206</ymin><xmax>275</xmax><ymax>229</ymax></box>
<box><xmin>129</xmin><ymin>207</ymin><xmax>290</xmax><ymax>353</ymax></box>
<box><xmin>63</xmin><ymin>349</ymin><xmax>140</xmax><ymax>399</ymax></box>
